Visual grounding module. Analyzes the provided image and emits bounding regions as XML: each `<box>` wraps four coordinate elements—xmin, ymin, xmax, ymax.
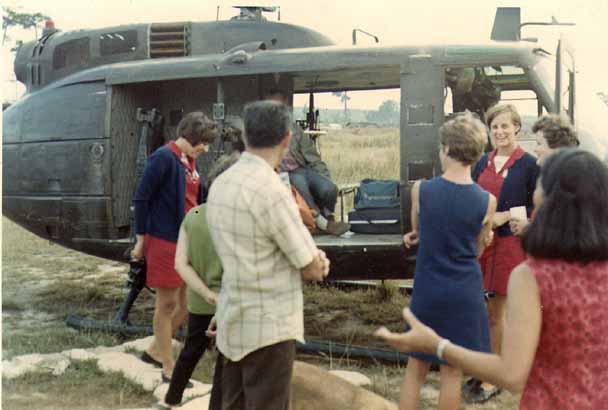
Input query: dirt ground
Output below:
<box><xmin>2</xmin><ymin>218</ymin><xmax>520</xmax><ymax>409</ymax></box>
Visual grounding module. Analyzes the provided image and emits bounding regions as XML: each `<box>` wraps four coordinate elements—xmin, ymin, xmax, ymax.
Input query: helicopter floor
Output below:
<box><xmin>314</xmin><ymin>233</ymin><xmax>403</xmax><ymax>251</ymax></box>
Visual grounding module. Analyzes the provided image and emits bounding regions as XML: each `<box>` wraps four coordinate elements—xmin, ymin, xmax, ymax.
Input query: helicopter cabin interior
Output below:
<box><xmin>104</xmin><ymin>46</ymin><xmax>571</xmax><ymax>280</ymax></box>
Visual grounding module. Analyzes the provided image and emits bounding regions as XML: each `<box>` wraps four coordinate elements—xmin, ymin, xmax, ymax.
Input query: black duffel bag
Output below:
<box><xmin>354</xmin><ymin>179</ymin><xmax>400</xmax><ymax>210</ymax></box>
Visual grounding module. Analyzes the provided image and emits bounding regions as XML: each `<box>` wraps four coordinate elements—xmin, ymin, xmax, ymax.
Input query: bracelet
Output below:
<box><xmin>436</xmin><ymin>338</ymin><xmax>451</xmax><ymax>361</ymax></box>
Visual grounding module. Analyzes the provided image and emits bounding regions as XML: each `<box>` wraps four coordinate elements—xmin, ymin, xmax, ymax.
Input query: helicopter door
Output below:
<box><xmin>399</xmin><ymin>55</ymin><xmax>444</xmax><ymax>231</ymax></box>
<box><xmin>555</xmin><ymin>37</ymin><xmax>576</xmax><ymax>124</ymax></box>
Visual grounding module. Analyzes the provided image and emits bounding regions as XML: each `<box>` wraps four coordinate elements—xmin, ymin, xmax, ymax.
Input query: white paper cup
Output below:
<box><xmin>510</xmin><ymin>206</ymin><xmax>527</xmax><ymax>220</ymax></box>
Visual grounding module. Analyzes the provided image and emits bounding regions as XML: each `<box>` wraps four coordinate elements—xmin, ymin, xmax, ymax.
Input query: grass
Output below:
<box><xmin>2</xmin><ymin>360</ymin><xmax>151</xmax><ymax>410</ymax></box>
<box><xmin>1</xmin><ymin>128</ymin><xmax>520</xmax><ymax>409</ymax></box>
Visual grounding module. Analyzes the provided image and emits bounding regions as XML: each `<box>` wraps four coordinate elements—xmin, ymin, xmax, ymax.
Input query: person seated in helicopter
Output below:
<box><xmin>265</xmin><ymin>88</ymin><xmax>351</xmax><ymax>236</ymax></box>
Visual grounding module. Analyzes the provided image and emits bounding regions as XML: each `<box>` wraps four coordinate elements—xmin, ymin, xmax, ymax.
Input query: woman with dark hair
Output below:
<box><xmin>469</xmin><ymin>104</ymin><xmax>540</xmax><ymax>402</ymax></box>
<box><xmin>377</xmin><ymin>149</ymin><xmax>608</xmax><ymax>410</ymax></box>
<box><xmin>132</xmin><ymin>111</ymin><xmax>217</xmax><ymax>382</ymax></box>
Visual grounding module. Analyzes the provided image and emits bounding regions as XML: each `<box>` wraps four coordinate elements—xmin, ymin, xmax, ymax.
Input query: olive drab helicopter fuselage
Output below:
<box><xmin>3</xmin><ymin>6</ymin><xmax>608</xmax><ymax>281</ymax></box>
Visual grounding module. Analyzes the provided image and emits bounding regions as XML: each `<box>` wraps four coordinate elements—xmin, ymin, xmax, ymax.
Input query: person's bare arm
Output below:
<box><xmin>174</xmin><ymin>225</ymin><xmax>217</xmax><ymax>305</ymax></box>
<box><xmin>301</xmin><ymin>249</ymin><xmax>330</xmax><ymax>281</ymax></box>
<box><xmin>403</xmin><ymin>181</ymin><xmax>421</xmax><ymax>248</ymax></box>
<box><xmin>376</xmin><ymin>262</ymin><xmax>541</xmax><ymax>392</ymax></box>
<box><xmin>477</xmin><ymin>194</ymin><xmax>497</xmax><ymax>255</ymax></box>
<box><xmin>492</xmin><ymin>211</ymin><xmax>511</xmax><ymax>228</ymax></box>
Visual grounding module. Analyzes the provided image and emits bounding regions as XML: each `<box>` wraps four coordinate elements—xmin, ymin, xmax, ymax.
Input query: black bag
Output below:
<box><xmin>348</xmin><ymin>207</ymin><xmax>401</xmax><ymax>234</ymax></box>
<box><xmin>354</xmin><ymin>179</ymin><xmax>400</xmax><ymax>210</ymax></box>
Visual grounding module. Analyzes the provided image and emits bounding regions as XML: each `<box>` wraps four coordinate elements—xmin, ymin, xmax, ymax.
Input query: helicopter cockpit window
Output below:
<box><xmin>53</xmin><ymin>37</ymin><xmax>90</xmax><ymax>70</ymax></box>
<box><xmin>100</xmin><ymin>30</ymin><xmax>138</xmax><ymax>56</ymax></box>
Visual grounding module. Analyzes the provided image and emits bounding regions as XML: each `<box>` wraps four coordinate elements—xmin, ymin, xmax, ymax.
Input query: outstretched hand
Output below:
<box><xmin>374</xmin><ymin>308</ymin><xmax>441</xmax><ymax>355</ymax></box>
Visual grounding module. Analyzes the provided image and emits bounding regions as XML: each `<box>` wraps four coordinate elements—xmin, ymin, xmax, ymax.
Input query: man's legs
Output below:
<box><xmin>303</xmin><ymin>168</ymin><xmax>338</xmax><ymax>217</ymax></box>
<box><xmin>221</xmin><ymin>341</ymin><xmax>295</xmax><ymax>410</ymax></box>
<box><xmin>289</xmin><ymin>168</ymin><xmax>349</xmax><ymax>235</ymax></box>
<box><xmin>288</xmin><ymin>168</ymin><xmax>320</xmax><ymax>214</ymax></box>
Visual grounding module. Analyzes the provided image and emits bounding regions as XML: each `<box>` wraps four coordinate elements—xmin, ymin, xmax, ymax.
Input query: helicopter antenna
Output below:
<box><xmin>352</xmin><ymin>28</ymin><xmax>379</xmax><ymax>45</ymax></box>
<box><xmin>217</xmin><ymin>6</ymin><xmax>220</xmax><ymax>21</ymax></box>
<box><xmin>278</xmin><ymin>6</ymin><xmax>280</xmax><ymax>21</ymax></box>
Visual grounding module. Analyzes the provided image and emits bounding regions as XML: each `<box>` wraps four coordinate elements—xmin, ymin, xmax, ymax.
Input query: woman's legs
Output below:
<box><xmin>438</xmin><ymin>365</ymin><xmax>462</xmax><ymax>410</ymax></box>
<box><xmin>147</xmin><ymin>287</ymin><xmax>182</xmax><ymax>378</ymax></box>
<box><xmin>399</xmin><ymin>357</ymin><xmax>430</xmax><ymax>410</ymax></box>
<box><xmin>171</xmin><ymin>285</ymin><xmax>188</xmax><ymax>336</ymax></box>
<box><xmin>487</xmin><ymin>295</ymin><xmax>507</xmax><ymax>355</ymax></box>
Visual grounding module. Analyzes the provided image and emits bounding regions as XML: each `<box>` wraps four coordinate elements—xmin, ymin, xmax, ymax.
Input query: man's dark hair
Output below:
<box><xmin>243</xmin><ymin>101</ymin><xmax>292</xmax><ymax>148</ymax></box>
<box><xmin>522</xmin><ymin>149</ymin><xmax>608</xmax><ymax>262</ymax></box>
<box><xmin>176</xmin><ymin>111</ymin><xmax>217</xmax><ymax>147</ymax></box>
<box><xmin>532</xmin><ymin>114</ymin><xmax>579</xmax><ymax>148</ymax></box>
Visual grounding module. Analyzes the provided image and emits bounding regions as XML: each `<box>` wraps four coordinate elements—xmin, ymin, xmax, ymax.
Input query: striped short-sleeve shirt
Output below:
<box><xmin>206</xmin><ymin>151</ymin><xmax>317</xmax><ymax>362</ymax></box>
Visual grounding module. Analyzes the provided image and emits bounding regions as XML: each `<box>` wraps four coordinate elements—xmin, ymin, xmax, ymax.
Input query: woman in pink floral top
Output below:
<box><xmin>377</xmin><ymin>149</ymin><xmax>608</xmax><ymax>410</ymax></box>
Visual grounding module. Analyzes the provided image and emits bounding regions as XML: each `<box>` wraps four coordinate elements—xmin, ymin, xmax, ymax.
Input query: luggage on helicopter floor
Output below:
<box><xmin>347</xmin><ymin>207</ymin><xmax>401</xmax><ymax>234</ymax></box>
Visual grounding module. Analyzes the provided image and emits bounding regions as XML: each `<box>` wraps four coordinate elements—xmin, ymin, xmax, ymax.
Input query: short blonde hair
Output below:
<box><xmin>486</xmin><ymin>104</ymin><xmax>522</xmax><ymax>131</ymax></box>
<box><xmin>439</xmin><ymin>112</ymin><xmax>487</xmax><ymax>165</ymax></box>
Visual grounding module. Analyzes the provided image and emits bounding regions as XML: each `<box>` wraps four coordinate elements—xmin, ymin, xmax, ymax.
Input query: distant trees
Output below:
<box><xmin>2</xmin><ymin>6</ymin><xmax>50</xmax><ymax>45</ymax></box>
<box><xmin>332</xmin><ymin>92</ymin><xmax>351</xmax><ymax>122</ymax></box>
<box><xmin>366</xmin><ymin>99</ymin><xmax>399</xmax><ymax>126</ymax></box>
<box><xmin>599</xmin><ymin>92</ymin><xmax>608</xmax><ymax>107</ymax></box>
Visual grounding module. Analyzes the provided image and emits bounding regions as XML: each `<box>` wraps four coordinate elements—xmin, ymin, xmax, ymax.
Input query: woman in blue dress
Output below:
<box><xmin>399</xmin><ymin>112</ymin><xmax>496</xmax><ymax>410</ymax></box>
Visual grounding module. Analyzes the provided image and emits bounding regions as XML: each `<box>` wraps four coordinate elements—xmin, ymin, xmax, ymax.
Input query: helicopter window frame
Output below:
<box><xmin>53</xmin><ymin>37</ymin><xmax>91</xmax><ymax>70</ymax></box>
<box><xmin>99</xmin><ymin>30</ymin><xmax>138</xmax><ymax>56</ymax></box>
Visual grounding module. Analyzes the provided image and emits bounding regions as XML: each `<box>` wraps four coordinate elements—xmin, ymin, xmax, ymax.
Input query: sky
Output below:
<box><xmin>1</xmin><ymin>0</ymin><xmax>607</xmax><ymax>110</ymax></box>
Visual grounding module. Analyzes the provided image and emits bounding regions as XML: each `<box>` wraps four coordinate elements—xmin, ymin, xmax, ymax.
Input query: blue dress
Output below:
<box><xmin>409</xmin><ymin>177</ymin><xmax>491</xmax><ymax>364</ymax></box>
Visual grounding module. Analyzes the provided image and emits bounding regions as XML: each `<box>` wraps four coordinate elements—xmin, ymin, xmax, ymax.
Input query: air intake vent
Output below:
<box><xmin>149</xmin><ymin>22</ymin><xmax>190</xmax><ymax>58</ymax></box>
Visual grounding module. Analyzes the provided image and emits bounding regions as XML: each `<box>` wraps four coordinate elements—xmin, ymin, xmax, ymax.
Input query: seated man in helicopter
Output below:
<box><xmin>266</xmin><ymin>89</ymin><xmax>351</xmax><ymax>236</ymax></box>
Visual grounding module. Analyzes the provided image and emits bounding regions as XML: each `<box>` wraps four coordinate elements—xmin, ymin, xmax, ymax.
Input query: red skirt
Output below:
<box><xmin>144</xmin><ymin>234</ymin><xmax>184</xmax><ymax>289</ymax></box>
<box><xmin>479</xmin><ymin>235</ymin><xmax>525</xmax><ymax>295</ymax></box>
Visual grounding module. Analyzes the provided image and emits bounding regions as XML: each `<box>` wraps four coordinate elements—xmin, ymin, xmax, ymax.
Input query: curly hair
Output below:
<box><xmin>439</xmin><ymin>111</ymin><xmax>487</xmax><ymax>165</ymax></box>
<box><xmin>532</xmin><ymin>114</ymin><xmax>579</xmax><ymax>148</ymax></box>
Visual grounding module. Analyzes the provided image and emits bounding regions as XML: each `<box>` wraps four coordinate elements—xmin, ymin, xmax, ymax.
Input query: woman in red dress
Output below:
<box><xmin>377</xmin><ymin>149</ymin><xmax>608</xmax><ymax>410</ymax></box>
<box><xmin>469</xmin><ymin>104</ymin><xmax>539</xmax><ymax>401</ymax></box>
<box><xmin>132</xmin><ymin>112</ymin><xmax>217</xmax><ymax>381</ymax></box>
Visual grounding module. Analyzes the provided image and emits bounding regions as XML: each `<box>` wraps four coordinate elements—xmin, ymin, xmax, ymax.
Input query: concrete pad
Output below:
<box><xmin>180</xmin><ymin>395</ymin><xmax>211</xmax><ymax>410</ymax></box>
<box><xmin>121</xmin><ymin>336</ymin><xmax>182</xmax><ymax>353</ymax></box>
<box><xmin>153</xmin><ymin>380</ymin><xmax>213</xmax><ymax>402</ymax></box>
<box><xmin>329</xmin><ymin>370</ymin><xmax>372</xmax><ymax>386</ymax></box>
<box><xmin>63</xmin><ymin>348</ymin><xmax>97</xmax><ymax>361</ymax></box>
<box><xmin>3</xmin><ymin>353</ymin><xmax>46</xmax><ymax>379</ymax></box>
<box><xmin>97</xmin><ymin>351</ymin><xmax>163</xmax><ymax>391</ymax></box>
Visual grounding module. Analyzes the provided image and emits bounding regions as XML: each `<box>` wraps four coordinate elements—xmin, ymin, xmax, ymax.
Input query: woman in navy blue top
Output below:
<box><xmin>398</xmin><ymin>113</ymin><xmax>496</xmax><ymax>410</ymax></box>
<box><xmin>132</xmin><ymin>112</ymin><xmax>217</xmax><ymax>381</ymax></box>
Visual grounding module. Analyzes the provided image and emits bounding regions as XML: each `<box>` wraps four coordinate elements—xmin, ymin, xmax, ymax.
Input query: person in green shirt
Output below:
<box><xmin>161</xmin><ymin>153</ymin><xmax>240</xmax><ymax>408</ymax></box>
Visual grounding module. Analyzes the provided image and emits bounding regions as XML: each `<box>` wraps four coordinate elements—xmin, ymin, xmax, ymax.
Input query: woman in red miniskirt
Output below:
<box><xmin>469</xmin><ymin>104</ymin><xmax>539</xmax><ymax>402</ymax></box>
<box><xmin>132</xmin><ymin>112</ymin><xmax>217</xmax><ymax>381</ymax></box>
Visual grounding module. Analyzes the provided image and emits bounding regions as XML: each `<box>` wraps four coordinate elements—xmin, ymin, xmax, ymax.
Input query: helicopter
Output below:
<box><xmin>3</xmin><ymin>6</ymin><xmax>608</xmax><ymax>287</ymax></box>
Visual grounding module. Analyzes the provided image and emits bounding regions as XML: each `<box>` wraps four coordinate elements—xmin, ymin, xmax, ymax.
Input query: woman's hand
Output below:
<box><xmin>131</xmin><ymin>235</ymin><xmax>145</xmax><ymax>260</ymax></box>
<box><xmin>202</xmin><ymin>289</ymin><xmax>218</xmax><ymax>306</ymax></box>
<box><xmin>403</xmin><ymin>231</ymin><xmax>420</xmax><ymax>248</ymax></box>
<box><xmin>375</xmin><ymin>308</ymin><xmax>441</xmax><ymax>355</ymax></box>
<box><xmin>509</xmin><ymin>218</ymin><xmax>529</xmax><ymax>236</ymax></box>
<box><xmin>492</xmin><ymin>211</ymin><xmax>511</xmax><ymax>229</ymax></box>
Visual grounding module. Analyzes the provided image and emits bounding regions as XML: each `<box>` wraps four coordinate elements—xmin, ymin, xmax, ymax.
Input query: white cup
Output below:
<box><xmin>510</xmin><ymin>206</ymin><xmax>527</xmax><ymax>220</ymax></box>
